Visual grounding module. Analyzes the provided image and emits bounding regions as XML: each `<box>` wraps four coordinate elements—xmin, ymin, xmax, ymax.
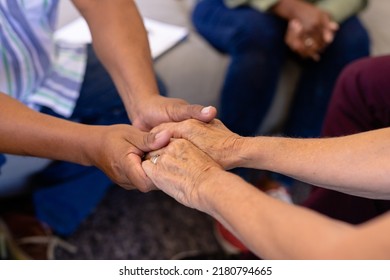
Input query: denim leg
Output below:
<box><xmin>283</xmin><ymin>16</ymin><xmax>370</xmax><ymax>138</ymax></box>
<box><xmin>193</xmin><ymin>0</ymin><xmax>288</xmax><ymax>137</ymax></box>
<box><xmin>0</xmin><ymin>154</ymin><xmax>6</xmax><ymax>176</ymax></box>
<box><xmin>34</xmin><ymin>45</ymin><xmax>166</xmax><ymax>236</ymax></box>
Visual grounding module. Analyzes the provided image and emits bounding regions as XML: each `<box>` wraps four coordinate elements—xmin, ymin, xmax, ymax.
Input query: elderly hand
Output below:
<box><xmin>150</xmin><ymin>119</ymin><xmax>244</xmax><ymax>170</ymax></box>
<box><xmin>129</xmin><ymin>95</ymin><xmax>217</xmax><ymax>132</ymax></box>
<box><xmin>88</xmin><ymin>124</ymin><xmax>171</xmax><ymax>192</ymax></box>
<box><xmin>142</xmin><ymin>139</ymin><xmax>224</xmax><ymax>210</ymax></box>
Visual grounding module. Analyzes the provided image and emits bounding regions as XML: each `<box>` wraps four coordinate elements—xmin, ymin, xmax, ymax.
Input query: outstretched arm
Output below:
<box><xmin>151</xmin><ymin>119</ymin><xmax>390</xmax><ymax>199</ymax></box>
<box><xmin>238</xmin><ymin>128</ymin><xmax>390</xmax><ymax>199</ymax></box>
<box><xmin>142</xmin><ymin>139</ymin><xmax>390</xmax><ymax>259</ymax></box>
<box><xmin>71</xmin><ymin>0</ymin><xmax>216</xmax><ymax>131</ymax></box>
<box><xmin>0</xmin><ymin>93</ymin><xmax>171</xmax><ymax>191</ymax></box>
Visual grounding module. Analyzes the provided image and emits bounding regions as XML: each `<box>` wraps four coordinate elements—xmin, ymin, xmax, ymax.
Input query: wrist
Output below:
<box><xmin>80</xmin><ymin>125</ymin><xmax>108</xmax><ymax>167</ymax></box>
<box><xmin>272</xmin><ymin>0</ymin><xmax>300</xmax><ymax>20</ymax></box>
<box><xmin>229</xmin><ymin>137</ymin><xmax>259</xmax><ymax>169</ymax></box>
<box><xmin>197</xmin><ymin>167</ymin><xmax>231</xmax><ymax>214</ymax></box>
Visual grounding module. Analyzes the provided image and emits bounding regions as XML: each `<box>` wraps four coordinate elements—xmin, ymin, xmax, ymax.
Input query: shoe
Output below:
<box><xmin>255</xmin><ymin>175</ymin><xmax>293</xmax><ymax>204</ymax></box>
<box><xmin>0</xmin><ymin>213</ymin><xmax>77</xmax><ymax>260</ymax></box>
<box><xmin>214</xmin><ymin>221</ymin><xmax>249</xmax><ymax>254</ymax></box>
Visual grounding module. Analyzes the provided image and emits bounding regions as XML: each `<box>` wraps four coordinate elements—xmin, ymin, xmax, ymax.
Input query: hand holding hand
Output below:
<box><xmin>277</xmin><ymin>0</ymin><xmax>338</xmax><ymax>61</ymax></box>
<box><xmin>150</xmin><ymin>119</ymin><xmax>243</xmax><ymax>170</ymax></box>
<box><xmin>142</xmin><ymin>139</ymin><xmax>223</xmax><ymax>211</ymax></box>
<box><xmin>88</xmin><ymin>124</ymin><xmax>171</xmax><ymax>191</ymax></box>
<box><xmin>129</xmin><ymin>95</ymin><xmax>217</xmax><ymax>131</ymax></box>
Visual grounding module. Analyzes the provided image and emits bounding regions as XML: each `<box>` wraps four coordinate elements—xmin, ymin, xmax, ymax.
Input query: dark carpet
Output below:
<box><xmin>56</xmin><ymin>186</ymin><xmax>222</xmax><ymax>260</ymax></box>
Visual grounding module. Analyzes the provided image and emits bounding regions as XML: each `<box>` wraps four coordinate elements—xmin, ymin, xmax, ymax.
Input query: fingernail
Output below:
<box><xmin>154</xmin><ymin>132</ymin><xmax>164</xmax><ymax>139</ymax></box>
<box><xmin>201</xmin><ymin>106</ymin><xmax>212</xmax><ymax>115</ymax></box>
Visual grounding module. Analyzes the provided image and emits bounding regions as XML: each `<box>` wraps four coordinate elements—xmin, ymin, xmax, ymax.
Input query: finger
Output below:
<box><xmin>132</xmin><ymin>130</ymin><xmax>171</xmax><ymax>154</ymax></box>
<box><xmin>141</xmin><ymin>157</ymin><xmax>164</xmax><ymax>191</ymax></box>
<box><xmin>170</xmin><ymin>104</ymin><xmax>217</xmax><ymax>123</ymax></box>
<box><xmin>150</xmin><ymin>120</ymin><xmax>198</xmax><ymax>141</ymax></box>
<box><xmin>322</xmin><ymin>29</ymin><xmax>335</xmax><ymax>44</ymax></box>
<box><xmin>303</xmin><ymin>37</ymin><xmax>315</xmax><ymax>48</ymax></box>
<box><xmin>296</xmin><ymin>41</ymin><xmax>321</xmax><ymax>61</ymax></box>
<box><xmin>328</xmin><ymin>21</ymin><xmax>339</xmax><ymax>31</ymax></box>
<box><xmin>310</xmin><ymin>53</ymin><xmax>321</xmax><ymax>62</ymax></box>
<box><xmin>142</xmin><ymin>159</ymin><xmax>156</xmax><ymax>180</ymax></box>
<box><xmin>125</xmin><ymin>153</ymin><xmax>156</xmax><ymax>192</ymax></box>
<box><xmin>143</xmin><ymin>147</ymin><xmax>165</xmax><ymax>162</ymax></box>
<box><xmin>290</xmin><ymin>19</ymin><xmax>303</xmax><ymax>33</ymax></box>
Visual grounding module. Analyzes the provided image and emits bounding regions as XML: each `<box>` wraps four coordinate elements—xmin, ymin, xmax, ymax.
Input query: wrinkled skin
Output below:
<box><xmin>149</xmin><ymin>119</ymin><xmax>243</xmax><ymax>170</ymax></box>
<box><xmin>142</xmin><ymin>138</ymin><xmax>223</xmax><ymax>210</ymax></box>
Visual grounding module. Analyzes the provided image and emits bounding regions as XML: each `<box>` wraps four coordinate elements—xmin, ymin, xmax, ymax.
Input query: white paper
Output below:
<box><xmin>54</xmin><ymin>17</ymin><xmax>188</xmax><ymax>59</ymax></box>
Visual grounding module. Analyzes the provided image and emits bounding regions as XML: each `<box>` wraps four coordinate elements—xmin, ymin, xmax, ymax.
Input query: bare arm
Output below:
<box><xmin>203</xmin><ymin>170</ymin><xmax>390</xmax><ymax>259</ymax></box>
<box><xmin>71</xmin><ymin>0</ymin><xmax>216</xmax><ymax>131</ymax></box>
<box><xmin>0</xmin><ymin>93</ymin><xmax>171</xmax><ymax>190</ymax></box>
<box><xmin>142</xmin><ymin>139</ymin><xmax>390</xmax><ymax>259</ymax></box>
<box><xmin>0</xmin><ymin>93</ymin><xmax>96</xmax><ymax>165</ymax></box>
<box><xmin>73</xmin><ymin>0</ymin><xmax>158</xmax><ymax>124</ymax></box>
<box><xmin>151</xmin><ymin>120</ymin><xmax>390</xmax><ymax>199</ymax></box>
<box><xmin>237</xmin><ymin>128</ymin><xmax>390</xmax><ymax>199</ymax></box>
<box><xmin>72</xmin><ymin>0</ymin><xmax>155</xmax><ymax>119</ymax></box>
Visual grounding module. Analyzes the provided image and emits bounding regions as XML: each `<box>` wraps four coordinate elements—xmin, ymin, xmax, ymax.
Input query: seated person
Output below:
<box><xmin>192</xmin><ymin>0</ymin><xmax>369</xmax><ymax>138</ymax></box>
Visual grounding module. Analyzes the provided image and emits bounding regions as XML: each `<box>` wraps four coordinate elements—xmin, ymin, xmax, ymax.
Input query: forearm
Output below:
<box><xmin>235</xmin><ymin>128</ymin><xmax>390</xmax><ymax>199</ymax></box>
<box><xmin>72</xmin><ymin>0</ymin><xmax>159</xmax><ymax>116</ymax></box>
<box><xmin>270</xmin><ymin>0</ymin><xmax>303</xmax><ymax>20</ymax></box>
<box><xmin>315</xmin><ymin>0</ymin><xmax>367</xmax><ymax>22</ymax></box>
<box><xmin>202</xmin><ymin>170</ymin><xmax>358</xmax><ymax>259</ymax></box>
<box><xmin>0</xmin><ymin>93</ymin><xmax>97</xmax><ymax>165</ymax></box>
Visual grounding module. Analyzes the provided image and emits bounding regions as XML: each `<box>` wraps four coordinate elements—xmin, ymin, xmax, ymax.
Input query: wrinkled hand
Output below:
<box><xmin>142</xmin><ymin>139</ymin><xmax>223</xmax><ymax>210</ymax></box>
<box><xmin>89</xmin><ymin>124</ymin><xmax>171</xmax><ymax>191</ymax></box>
<box><xmin>129</xmin><ymin>95</ymin><xmax>217</xmax><ymax>131</ymax></box>
<box><xmin>150</xmin><ymin>119</ymin><xmax>243</xmax><ymax>170</ymax></box>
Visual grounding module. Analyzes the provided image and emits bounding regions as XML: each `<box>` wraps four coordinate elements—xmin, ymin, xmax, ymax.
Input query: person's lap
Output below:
<box><xmin>284</xmin><ymin>16</ymin><xmax>370</xmax><ymax>138</ymax></box>
<box><xmin>303</xmin><ymin>56</ymin><xmax>390</xmax><ymax>224</ymax></box>
<box><xmin>193</xmin><ymin>0</ymin><xmax>289</xmax><ymax>138</ymax></box>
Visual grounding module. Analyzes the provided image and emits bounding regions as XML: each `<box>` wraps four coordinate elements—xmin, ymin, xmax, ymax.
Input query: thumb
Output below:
<box><xmin>135</xmin><ymin>130</ymin><xmax>171</xmax><ymax>153</ymax></box>
<box><xmin>173</xmin><ymin>105</ymin><xmax>217</xmax><ymax>123</ymax></box>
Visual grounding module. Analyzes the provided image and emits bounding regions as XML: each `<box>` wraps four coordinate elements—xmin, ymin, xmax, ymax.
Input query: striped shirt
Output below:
<box><xmin>0</xmin><ymin>0</ymin><xmax>87</xmax><ymax>117</ymax></box>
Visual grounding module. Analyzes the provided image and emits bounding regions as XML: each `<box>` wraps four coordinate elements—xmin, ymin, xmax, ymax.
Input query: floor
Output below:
<box><xmin>56</xmin><ymin>187</ymin><xmax>222</xmax><ymax>260</ymax></box>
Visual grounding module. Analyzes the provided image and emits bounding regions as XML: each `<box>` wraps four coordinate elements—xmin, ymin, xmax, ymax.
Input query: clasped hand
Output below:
<box><xmin>92</xmin><ymin>97</ymin><xmax>216</xmax><ymax>192</ymax></box>
<box><xmin>142</xmin><ymin>119</ymin><xmax>242</xmax><ymax>210</ymax></box>
<box><xmin>284</xmin><ymin>2</ymin><xmax>338</xmax><ymax>61</ymax></box>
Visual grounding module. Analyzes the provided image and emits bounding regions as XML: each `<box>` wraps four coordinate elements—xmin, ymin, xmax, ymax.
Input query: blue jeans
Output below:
<box><xmin>25</xmin><ymin>45</ymin><xmax>166</xmax><ymax>236</ymax></box>
<box><xmin>192</xmin><ymin>0</ymin><xmax>370</xmax><ymax>138</ymax></box>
